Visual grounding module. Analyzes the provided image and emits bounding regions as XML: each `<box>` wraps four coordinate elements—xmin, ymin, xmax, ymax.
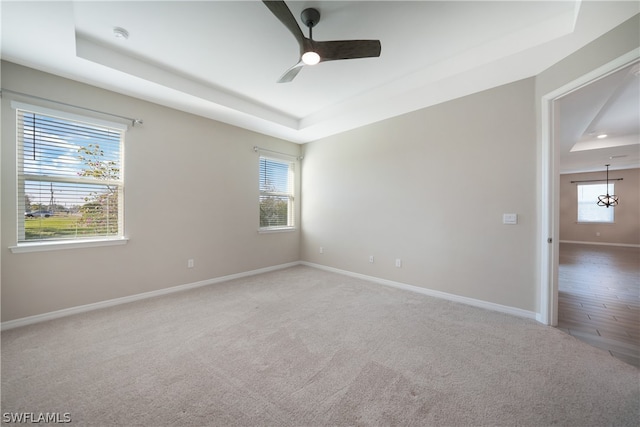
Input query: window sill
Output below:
<box><xmin>575</xmin><ymin>222</ymin><xmax>614</xmax><ymax>225</ymax></box>
<box><xmin>258</xmin><ymin>227</ymin><xmax>296</xmax><ymax>234</ymax></box>
<box><xmin>9</xmin><ymin>237</ymin><xmax>129</xmax><ymax>253</ymax></box>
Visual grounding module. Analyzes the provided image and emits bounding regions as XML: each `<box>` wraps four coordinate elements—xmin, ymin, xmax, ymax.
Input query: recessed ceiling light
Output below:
<box><xmin>113</xmin><ymin>27</ymin><xmax>129</xmax><ymax>40</ymax></box>
<box><xmin>596</xmin><ymin>134</ymin><xmax>608</xmax><ymax>139</ymax></box>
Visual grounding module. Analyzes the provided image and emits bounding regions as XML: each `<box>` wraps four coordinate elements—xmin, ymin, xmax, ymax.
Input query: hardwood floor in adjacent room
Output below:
<box><xmin>557</xmin><ymin>243</ymin><xmax>640</xmax><ymax>368</ymax></box>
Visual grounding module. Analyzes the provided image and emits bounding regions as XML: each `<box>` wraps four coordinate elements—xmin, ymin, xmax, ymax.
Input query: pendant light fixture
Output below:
<box><xmin>597</xmin><ymin>164</ymin><xmax>618</xmax><ymax>208</ymax></box>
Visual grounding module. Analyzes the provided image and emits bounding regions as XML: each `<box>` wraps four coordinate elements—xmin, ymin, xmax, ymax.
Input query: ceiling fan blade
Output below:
<box><xmin>277</xmin><ymin>61</ymin><xmax>304</xmax><ymax>83</ymax></box>
<box><xmin>315</xmin><ymin>40</ymin><xmax>382</xmax><ymax>62</ymax></box>
<box><xmin>262</xmin><ymin>1</ymin><xmax>305</xmax><ymax>47</ymax></box>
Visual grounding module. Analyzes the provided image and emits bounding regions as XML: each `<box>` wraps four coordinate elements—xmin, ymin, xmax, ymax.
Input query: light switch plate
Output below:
<box><xmin>503</xmin><ymin>213</ymin><xmax>518</xmax><ymax>225</ymax></box>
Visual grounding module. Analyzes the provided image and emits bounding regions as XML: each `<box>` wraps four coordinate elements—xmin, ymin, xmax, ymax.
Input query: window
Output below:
<box><xmin>577</xmin><ymin>183</ymin><xmax>614</xmax><ymax>223</ymax></box>
<box><xmin>259</xmin><ymin>156</ymin><xmax>295</xmax><ymax>230</ymax></box>
<box><xmin>16</xmin><ymin>104</ymin><xmax>125</xmax><ymax>244</ymax></box>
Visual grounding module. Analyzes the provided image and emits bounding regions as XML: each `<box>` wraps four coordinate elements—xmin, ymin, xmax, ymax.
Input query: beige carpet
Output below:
<box><xmin>2</xmin><ymin>265</ymin><xmax>638</xmax><ymax>426</ymax></box>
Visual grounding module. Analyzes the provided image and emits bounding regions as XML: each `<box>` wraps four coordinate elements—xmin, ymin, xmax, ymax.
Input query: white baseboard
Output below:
<box><xmin>2</xmin><ymin>260</ymin><xmax>538</xmax><ymax>331</ymax></box>
<box><xmin>0</xmin><ymin>261</ymin><xmax>301</xmax><ymax>331</ymax></box>
<box><xmin>560</xmin><ymin>240</ymin><xmax>640</xmax><ymax>248</ymax></box>
<box><xmin>300</xmin><ymin>261</ymin><xmax>537</xmax><ymax>320</ymax></box>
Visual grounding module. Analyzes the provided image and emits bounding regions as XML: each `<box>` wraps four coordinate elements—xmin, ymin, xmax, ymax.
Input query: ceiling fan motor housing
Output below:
<box><xmin>301</xmin><ymin>8</ymin><xmax>320</xmax><ymax>28</ymax></box>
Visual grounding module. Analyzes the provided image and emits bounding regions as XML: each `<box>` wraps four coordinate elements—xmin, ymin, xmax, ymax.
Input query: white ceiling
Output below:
<box><xmin>556</xmin><ymin>60</ymin><xmax>640</xmax><ymax>174</ymax></box>
<box><xmin>1</xmin><ymin>1</ymin><xmax>639</xmax><ymax>172</ymax></box>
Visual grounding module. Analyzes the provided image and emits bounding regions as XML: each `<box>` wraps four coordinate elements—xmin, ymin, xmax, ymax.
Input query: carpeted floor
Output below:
<box><xmin>2</xmin><ymin>265</ymin><xmax>639</xmax><ymax>426</ymax></box>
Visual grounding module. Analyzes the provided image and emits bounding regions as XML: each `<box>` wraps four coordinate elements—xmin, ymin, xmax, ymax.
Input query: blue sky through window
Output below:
<box><xmin>259</xmin><ymin>157</ymin><xmax>290</xmax><ymax>193</ymax></box>
<box><xmin>21</xmin><ymin>113</ymin><xmax>121</xmax><ymax>209</ymax></box>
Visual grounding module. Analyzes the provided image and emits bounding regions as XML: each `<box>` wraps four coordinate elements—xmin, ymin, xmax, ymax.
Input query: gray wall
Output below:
<box><xmin>1</xmin><ymin>62</ymin><xmax>301</xmax><ymax>321</ymax></box>
<box><xmin>560</xmin><ymin>168</ymin><xmax>640</xmax><ymax>245</ymax></box>
<box><xmin>301</xmin><ymin>78</ymin><xmax>538</xmax><ymax>311</ymax></box>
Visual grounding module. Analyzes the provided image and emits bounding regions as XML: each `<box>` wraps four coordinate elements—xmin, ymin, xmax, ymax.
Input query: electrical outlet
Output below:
<box><xmin>395</xmin><ymin>259</ymin><xmax>402</xmax><ymax>268</ymax></box>
<box><xmin>369</xmin><ymin>255</ymin><xmax>374</xmax><ymax>263</ymax></box>
<box><xmin>187</xmin><ymin>259</ymin><xmax>194</xmax><ymax>268</ymax></box>
<box><xmin>319</xmin><ymin>247</ymin><xmax>324</xmax><ymax>254</ymax></box>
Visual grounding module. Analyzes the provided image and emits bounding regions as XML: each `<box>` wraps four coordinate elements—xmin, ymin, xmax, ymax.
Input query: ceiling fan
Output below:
<box><xmin>262</xmin><ymin>1</ymin><xmax>382</xmax><ymax>83</ymax></box>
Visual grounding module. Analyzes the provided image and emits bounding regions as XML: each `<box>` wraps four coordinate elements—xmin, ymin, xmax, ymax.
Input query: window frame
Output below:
<box><xmin>576</xmin><ymin>182</ymin><xmax>615</xmax><ymax>224</ymax></box>
<box><xmin>10</xmin><ymin>101</ymin><xmax>128</xmax><ymax>253</ymax></box>
<box><xmin>258</xmin><ymin>154</ymin><xmax>296</xmax><ymax>232</ymax></box>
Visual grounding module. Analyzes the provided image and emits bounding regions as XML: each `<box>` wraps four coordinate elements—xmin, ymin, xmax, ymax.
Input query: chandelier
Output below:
<box><xmin>597</xmin><ymin>164</ymin><xmax>618</xmax><ymax>208</ymax></box>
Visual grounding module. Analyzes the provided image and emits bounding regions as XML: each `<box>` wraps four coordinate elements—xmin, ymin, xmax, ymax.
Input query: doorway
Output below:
<box><xmin>540</xmin><ymin>52</ymin><xmax>639</xmax><ymax>365</ymax></box>
<box><xmin>538</xmin><ymin>52</ymin><xmax>640</xmax><ymax>366</ymax></box>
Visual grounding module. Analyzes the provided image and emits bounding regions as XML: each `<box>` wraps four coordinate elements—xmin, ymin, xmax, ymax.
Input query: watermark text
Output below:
<box><xmin>2</xmin><ymin>412</ymin><xmax>71</xmax><ymax>424</ymax></box>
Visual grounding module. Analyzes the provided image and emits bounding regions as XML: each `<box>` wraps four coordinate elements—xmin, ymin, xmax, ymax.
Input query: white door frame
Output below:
<box><xmin>538</xmin><ymin>49</ymin><xmax>639</xmax><ymax>326</ymax></box>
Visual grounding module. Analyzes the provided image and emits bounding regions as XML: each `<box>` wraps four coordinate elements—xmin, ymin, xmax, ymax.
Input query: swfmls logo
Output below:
<box><xmin>2</xmin><ymin>412</ymin><xmax>71</xmax><ymax>424</ymax></box>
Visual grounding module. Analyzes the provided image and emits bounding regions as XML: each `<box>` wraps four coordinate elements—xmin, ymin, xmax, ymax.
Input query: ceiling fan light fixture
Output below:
<box><xmin>302</xmin><ymin>51</ymin><xmax>320</xmax><ymax>65</ymax></box>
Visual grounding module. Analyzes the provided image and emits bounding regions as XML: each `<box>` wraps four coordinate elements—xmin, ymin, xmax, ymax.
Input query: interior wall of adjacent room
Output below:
<box><xmin>0</xmin><ymin>61</ymin><xmax>301</xmax><ymax>322</ymax></box>
<box><xmin>559</xmin><ymin>168</ymin><xmax>640</xmax><ymax>245</ymax></box>
<box><xmin>301</xmin><ymin>78</ymin><xmax>537</xmax><ymax>312</ymax></box>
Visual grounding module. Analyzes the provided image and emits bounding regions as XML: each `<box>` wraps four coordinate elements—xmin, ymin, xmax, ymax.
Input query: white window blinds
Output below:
<box><xmin>259</xmin><ymin>156</ymin><xmax>294</xmax><ymax>229</ymax></box>
<box><xmin>577</xmin><ymin>183</ymin><xmax>614</xmax><ymax>223</ymax></box>
<box><xmin>17</xmin><ymin>107</ymin><xmax>125</xmax><ymax>242</ymax></box>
